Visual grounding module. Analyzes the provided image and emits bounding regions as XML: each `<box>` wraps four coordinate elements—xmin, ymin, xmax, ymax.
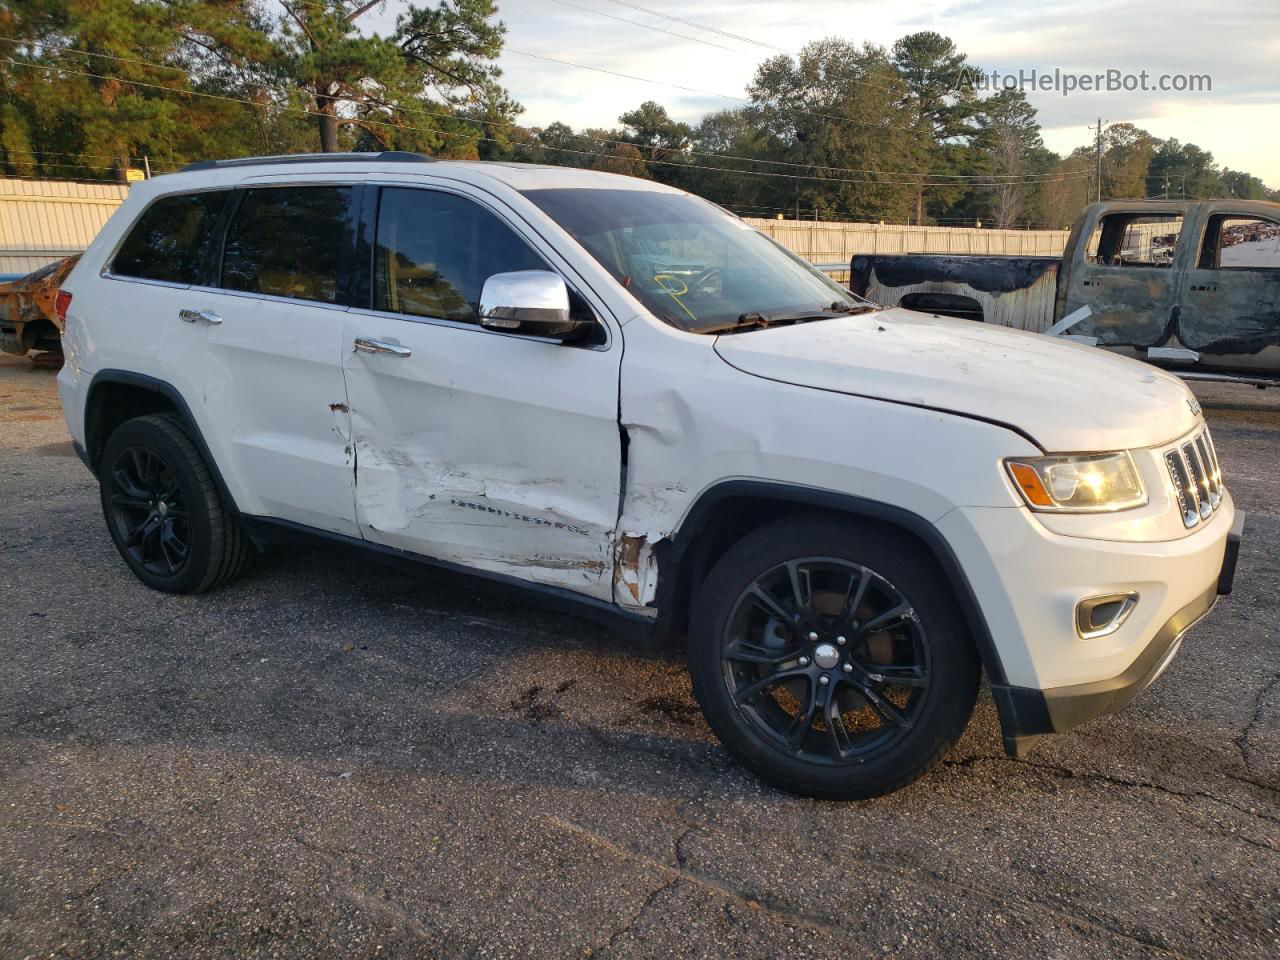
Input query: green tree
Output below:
<box><xmin>890</xmin><ymin>31</ymin><xmax>983</xmax><ymax>223</ymax></box>
<box><xmin>1221</xmin><ymin>168</ymin><xmax>1268</xmax><ymax>200</ymax></box>
<box><xmin>275</xmin><ymin>0</ymin><xmax>514</xmax><ymax>154</ymax></box>
<box><xmin>1147</xmin><ymin>139</ymin><xmax>1225</xmax><ymax>199</ymax></box>
<box><xmin>0</xmin><ymin>0</ymin><xmax>272</xmax><ymax>180</ymax></box>
<box><xmin>971</xmin><ymin>89</ymin><xmax>1050</xmax><ymax>227</ymax></box>
<box><xmin>1099</xmin><ymin>122</ymin><xmax>1155</xmax><ymax>199</ymax></box>
<box><xmin>618</xmin><ymin>101</ymin><xmax>691</xmax><ymax>161</ymax></box>
<box><xmin>747</xmin><ymin>38</ymin><xmax>928</xmax><ymax>221</ymax></box>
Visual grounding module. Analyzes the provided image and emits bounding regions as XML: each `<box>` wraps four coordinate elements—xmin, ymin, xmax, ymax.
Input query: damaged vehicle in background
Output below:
<box><xmin>850</xmin><ymin>199</ymin><xmax>1280</xmax><ymax>387</ymax></box>
<box><xmin>56</xmin><ymin>154</ymin><xmax>1242</xmax><ymax>799</ymax></box>
<box><xmin>0</xmin><ymin>255</ymin><xmax>79</xmax><ymax>363</ymax></box>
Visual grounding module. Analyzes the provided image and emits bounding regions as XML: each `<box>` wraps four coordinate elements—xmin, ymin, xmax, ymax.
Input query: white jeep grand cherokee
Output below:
<box><xmin>56</xmin><ymin>153</ymin><xmax>1243</xmax><ymax>799</ymax></box>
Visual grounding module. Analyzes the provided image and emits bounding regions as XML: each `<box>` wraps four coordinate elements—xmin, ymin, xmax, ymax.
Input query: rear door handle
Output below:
<box><xmin>353</xmin><ymin>337</ymin><xmax>411</xmax><ymax>357</ymax></box>
<box><xmin>179</xmin><ymin>308</ymin><xmax>223</xmax><ymax>325</ymax></box>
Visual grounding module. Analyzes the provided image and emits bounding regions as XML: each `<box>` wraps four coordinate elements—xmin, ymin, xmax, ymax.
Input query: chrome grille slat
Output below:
<box><xmin>1166</xmin><ymin>425</ymin><xmax>1224</xmax><ymax>528</ymax></box>
<box><xmin>1194</xmin><ymin>436</ymin><xmax>1221</xmax><ymax>508</ymax></box>
<box><xmin>1182</xmin><ymin>442</ymin><xmax>1212</xmax><ymax>520</ymax></box>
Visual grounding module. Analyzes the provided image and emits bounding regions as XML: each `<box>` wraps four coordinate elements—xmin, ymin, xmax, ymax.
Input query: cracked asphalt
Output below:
<box><xmin>1</xmin><ymin>352</ymin><xmax>1277</xmax><ymax>959</ymax></box>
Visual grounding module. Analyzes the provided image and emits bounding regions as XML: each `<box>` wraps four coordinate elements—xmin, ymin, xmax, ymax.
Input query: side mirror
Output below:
<box><xmin>479</xmin><ymin>270</ymin><xmax>590</xmax><ymax>341</ymax></box>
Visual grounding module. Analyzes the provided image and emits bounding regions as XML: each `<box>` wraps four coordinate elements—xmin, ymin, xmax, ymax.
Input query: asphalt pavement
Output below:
<box><xmin>1</xmin><ymin>352</ymin><xmax>1277</xmax><ymax>959</ymax></box>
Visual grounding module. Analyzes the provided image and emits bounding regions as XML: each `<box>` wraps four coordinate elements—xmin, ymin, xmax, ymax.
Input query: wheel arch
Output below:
<box><xmin>652</xmin><ymin>480</ymin><xmax>1009</xmax><ymax>688</ymax></box>
<box><xmin>85</xmin><ymin>369</ymin><xmax>241</xmax><ymax>518</ymax></box>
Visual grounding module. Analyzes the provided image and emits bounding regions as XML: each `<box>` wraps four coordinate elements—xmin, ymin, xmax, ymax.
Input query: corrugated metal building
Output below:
<box><xmin>0</xmin><ymin>178</ymin><xmax>129</xmax><ymax>275</ymax></box>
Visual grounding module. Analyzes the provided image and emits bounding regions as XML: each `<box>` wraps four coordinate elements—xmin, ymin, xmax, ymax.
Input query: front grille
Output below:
<box><xmin>1165</xmin><ymin>426</ymin><xmax>1224</xmax><ymax>528</ymax></box>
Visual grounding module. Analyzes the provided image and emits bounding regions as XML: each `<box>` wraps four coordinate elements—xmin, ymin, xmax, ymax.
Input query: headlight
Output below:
<box><xmin>1005</xmin><ymin>452</ymin><xmax>1147</xmax><ymax>512</ymax></box>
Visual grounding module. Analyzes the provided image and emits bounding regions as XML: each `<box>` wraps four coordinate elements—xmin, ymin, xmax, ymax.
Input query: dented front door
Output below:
<box><xmin>340</xmin><ymin>185</ymin><xmax>622</xmax><ymax>600</ymax></box>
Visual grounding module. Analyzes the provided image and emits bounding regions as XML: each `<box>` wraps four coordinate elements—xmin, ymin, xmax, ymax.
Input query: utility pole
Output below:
<box><xmin>1093</xmin><ymin>118</ymin><xmax>1104</xmax><ymax>203</ymax></box>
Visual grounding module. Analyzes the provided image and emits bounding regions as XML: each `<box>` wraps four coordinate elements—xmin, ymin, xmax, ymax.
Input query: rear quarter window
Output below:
<box><xmin>111</xmin><ymin>191</ymin><xmax>231</xmax><ymax>284</ymax></box>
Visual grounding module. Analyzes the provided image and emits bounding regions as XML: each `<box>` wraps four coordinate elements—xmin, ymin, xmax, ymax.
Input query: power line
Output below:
<box><xmin>507</xmin><ymin>48</ymin><xmax>919</xmax><ymax>133</ymax></box>
<box><xmin>507</xmin><ymin>49</ymin><xmax>1094</xmax><ymax>179</ymax></box>
<box><xmin>544</xmin><ymin>0</ymin><xmax>746</xmax><ymax>54</ymax></box>
<box><xmin>1</xmin><ymin>42</ymin><xmax>1088</xmax><ymax>186</ymax></box>
<box><xmin>540</xmin><ymin>0</ymin><xmax>904</xmax><ymax>97</ymax></box>
<box><xmin>600</xmin><ymin>0</ymin><xmax>779</xmax><ymax>51</ymax></box>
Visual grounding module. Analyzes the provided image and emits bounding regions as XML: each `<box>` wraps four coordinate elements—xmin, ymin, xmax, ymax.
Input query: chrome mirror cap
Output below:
<box><xmin>479</xmin><ymin>270</ymin><xmax>575</xmax><ymax>337</ymax></box>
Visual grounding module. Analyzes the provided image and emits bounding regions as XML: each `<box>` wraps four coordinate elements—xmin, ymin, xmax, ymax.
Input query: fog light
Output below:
<box><xmin>1075</xmin><ymin>592</ymin><xmax>1139</xmax><ymax>639</ymax></box>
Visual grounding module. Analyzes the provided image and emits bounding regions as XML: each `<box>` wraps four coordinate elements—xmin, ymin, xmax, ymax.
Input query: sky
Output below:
<box><xmin>352</xmin><ymin>0</ymin><xmax>1280</xmax><ymax>187</ymax></box>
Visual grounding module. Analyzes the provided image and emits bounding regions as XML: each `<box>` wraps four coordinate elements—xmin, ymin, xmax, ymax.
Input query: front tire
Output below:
<box><xmin>99</xmin><ymin>413</ymin><xmax>252</xmax><ymax>594</ymax></box>
<box><xmin>688</xmin><ymin>516</ymin><xmax>979</xmax><ymax>800</ymax></box>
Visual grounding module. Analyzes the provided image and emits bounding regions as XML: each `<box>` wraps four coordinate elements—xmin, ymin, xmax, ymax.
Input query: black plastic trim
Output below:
<box><xmin>1218</xmin><ymin>509</ymin><xmax>1244</xmax><ymax>596</ymax></box>
<box><xmin>84</xmin><ymin>369</ymin><xmax>241</xmax><ymax>517</ymax></box>
<box><xmin>71</xmin><ymin>439</ymin><xmax>91</xmax><ymax>471</ymax></box>
<box><xmin>993</xmin><ymin>578</ymin><xmax>1219</xmax><ymax>757</ymax></box>
<box><xmin>652</xmin><ymin>480</ymin><xmax>1009</xmax><ymax>686</ymax></box>
<box><xmin>241</xmin><ymin>515</ymin><xmax>655</xmax><ymax>640</ymax></box>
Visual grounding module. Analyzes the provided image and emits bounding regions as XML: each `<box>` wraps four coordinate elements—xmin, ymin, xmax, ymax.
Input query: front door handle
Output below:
<box><xmin>179</xmin><ymin>308</ymin><xmax>223</xmax><ymax>325</ymax></box>
<box><xmin>353</xmin><ymin>337</ymin><xmax>411</xmax><ymax>357</ymax></box>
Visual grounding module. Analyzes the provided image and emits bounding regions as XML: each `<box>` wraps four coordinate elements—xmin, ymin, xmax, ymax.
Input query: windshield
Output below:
<box><xmin>522</xmin><ymin>187</ymin><xmax>871</xmax><ymax>332</ymax></box>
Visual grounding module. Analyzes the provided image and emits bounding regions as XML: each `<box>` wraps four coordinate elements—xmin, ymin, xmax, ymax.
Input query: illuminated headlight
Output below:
<box><xmin>1005</xmin><ymin>452</ymin><xmax>1147</xmax><ymax>512</ymax></box>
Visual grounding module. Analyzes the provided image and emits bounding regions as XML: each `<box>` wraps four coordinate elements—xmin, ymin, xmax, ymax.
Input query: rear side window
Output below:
<box><xmin>1198</xmin><ymin>216</ymin><xmax>1280</xmax><ymax>270</ymax></box>
<box><xmin>1084</xmin><ymin>213</ymin><xmax>1183</xmax><ymax>268</ymax></box>
<box><xmin>374</xmin><ymin>187</ymin><xmax>546</xmax><ymax>322</ymax></box>
<box><xmin>112</xmin><ymin>191</ymin><xmax>230</xmax><ymax>284</ymax></box>
<box><xmin>221</xmin><ymin>186</ymin><xmax>353</xmax><ymax>304</ymax></box>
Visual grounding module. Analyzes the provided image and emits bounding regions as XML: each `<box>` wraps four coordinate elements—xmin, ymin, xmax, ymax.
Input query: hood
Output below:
<box><xmin>713</xmin><ymin>308</ymin><xmax>1200</xmax><ymax>452</ymax></box>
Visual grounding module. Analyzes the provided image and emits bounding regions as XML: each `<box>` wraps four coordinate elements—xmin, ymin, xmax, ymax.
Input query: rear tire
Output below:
<box><xmin>99</xmin><ymin>413</ymin><xmax>252</xmax><ymax>594</ymax></box>
<box><xmin>688</xmin><ymin>516</ymin><xmax>979</xmax><ymax>800</ymax></box>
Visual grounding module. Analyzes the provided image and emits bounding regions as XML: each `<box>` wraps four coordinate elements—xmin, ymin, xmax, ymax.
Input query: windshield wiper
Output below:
<box><xmin>826</xmin><ymin>300</ymin><xmax>879</xmax><ymax>315</ymax></box>
<box><xmin>701</xmin><ymin>308</ymin><xmax>848</xmax><ymax>335</ymax></box>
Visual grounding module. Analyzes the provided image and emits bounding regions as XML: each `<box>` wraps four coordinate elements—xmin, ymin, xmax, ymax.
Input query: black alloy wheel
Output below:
<box><xmin>105</xmin><ymin>446</ymin><xmax>191</xmax><ymax>577</ymax></box>
<box><xmin>98</xmin><ymin>413</ymin><xmax>253</xmax><ymax>593</ymax></box>
<box><xmin>722</xmin><ymin>557</ymin><xmax>930</xmax><ymax>765</ymax></box>
<box><xmin>688</xmin><ymin>516</ymin><xmax>979</xmax><ymax>800</ymax></box>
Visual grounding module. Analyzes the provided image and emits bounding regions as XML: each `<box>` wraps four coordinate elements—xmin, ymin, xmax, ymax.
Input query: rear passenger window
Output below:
<box><xmin>221</xmin><ymin>187</ymin><xmax>353</xmax><ymax>304</ymax></box>
<box><xmin>112</xmin><ymin>191</ymin><xmax>230</xmax><ymax>284</ymax></box>
<box><xmin>1084</xmin><ymin>213</ymin><xmax>1183</xmax><ymax>268</ymax></box>
<box><xmin>374</xmin><ymin>188</ymin><xmax>546</xmax><ymax>322</ymax></box>
<box><xmin>1199</xmin><ymin>216</ymin><xmax>1280</xmax><ymax>270</ymax></box>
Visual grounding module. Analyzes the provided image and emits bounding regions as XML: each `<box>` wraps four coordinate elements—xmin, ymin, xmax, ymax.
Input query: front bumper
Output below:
<box><xmin>991</xmin><ymin>508</ymin><xmax>1244</xmax><ymax>756</ymax></box>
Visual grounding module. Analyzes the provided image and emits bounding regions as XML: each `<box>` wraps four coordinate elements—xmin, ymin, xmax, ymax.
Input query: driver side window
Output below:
<box><xmin>374</xmin><ymin>188</ymin><xmax>547</xmax><ymax>323</ymax></box>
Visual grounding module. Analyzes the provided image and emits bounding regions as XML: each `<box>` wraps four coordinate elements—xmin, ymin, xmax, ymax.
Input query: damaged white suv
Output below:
<box><xmin>57</xmin><ymin>153</ymin><xmax>1242</xmax><ymax>799</ymax></box>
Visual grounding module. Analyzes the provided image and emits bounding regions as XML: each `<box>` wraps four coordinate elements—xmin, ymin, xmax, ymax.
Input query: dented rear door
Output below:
<box><xmin>340</xmin><ymin>183</ymin><xmax>622</xmax><ymax>600</ymax></box>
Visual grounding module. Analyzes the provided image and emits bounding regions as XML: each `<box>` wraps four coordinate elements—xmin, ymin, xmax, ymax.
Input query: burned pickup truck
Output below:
<box><xmin>850</xmin><ymin>200</ymin><xmax>1280</xmax><ymax>384</ymax></box>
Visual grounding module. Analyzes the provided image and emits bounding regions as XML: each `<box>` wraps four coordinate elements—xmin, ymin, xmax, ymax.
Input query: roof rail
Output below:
<box><xmin>180</xmin><ymin>151</ymin><xmax>436</xmax><ymax>172</ymax></box>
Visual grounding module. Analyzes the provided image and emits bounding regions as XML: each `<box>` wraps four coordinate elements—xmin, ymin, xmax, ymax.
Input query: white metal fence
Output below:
<box><xmin>744</xmin><ymin>218</ymin><xmax>1071</xmax><ymax>280</ymax></box>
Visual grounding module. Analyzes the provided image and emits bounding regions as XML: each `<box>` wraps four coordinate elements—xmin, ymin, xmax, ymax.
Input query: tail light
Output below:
<box><xmin>54</xmin><ymin>289</ymin><xmax>72</xmax><ymax>325</ymax></box>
